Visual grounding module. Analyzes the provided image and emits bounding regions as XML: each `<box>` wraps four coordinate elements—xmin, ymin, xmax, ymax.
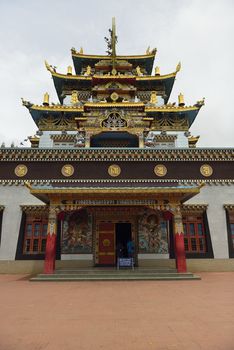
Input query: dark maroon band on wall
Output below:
<box><xmin>0</xmin><ymin>161</ymin><xmax>233</xmax><ymax>181</ymax></box>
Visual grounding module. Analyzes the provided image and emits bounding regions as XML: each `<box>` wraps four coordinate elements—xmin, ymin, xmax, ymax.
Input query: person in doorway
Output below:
<box><xmin>127</xmin><ymin>239</ymin><xmax>134</xmax><ymax>258</ymax></box>
<box><xmin>116</xmin><ymin>242</ymin><xmax>124</xmax><ymax>258</ymax></box>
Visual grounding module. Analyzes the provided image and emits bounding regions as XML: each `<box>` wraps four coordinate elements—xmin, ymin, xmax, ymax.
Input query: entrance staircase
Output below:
<box><xmin>30</xmin><ymin>267</ymin><xmax>200</xmax><ymax>281</ymax></box>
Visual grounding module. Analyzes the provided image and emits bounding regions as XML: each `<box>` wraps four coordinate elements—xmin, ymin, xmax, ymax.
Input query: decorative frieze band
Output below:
<box><xmin>181</xmin><ymin>204</ymin><xmax>208</xmax><ymax>213</ymax></box>
<box><xmin>1</xmin><ymin>179</ymin><xmax>234</xmax><ymax>185</ymax></box>
<box><xmin>0</xmin><ymin>148</ymin><xmax>233</xmax><ymax>162</ymax></box>
<box><xmin>224</xmin><ymin>204</ymin><xmax>234</xmax><ymax>211</ymax></box>
<box><xmin>21</xmin><ymin>205</ymin><xmax>48</xmax><ymax>214</ymax></box>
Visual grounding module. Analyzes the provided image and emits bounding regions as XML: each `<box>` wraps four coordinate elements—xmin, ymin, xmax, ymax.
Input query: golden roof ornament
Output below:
<box><xmin>111</xmin><ymin>68</ymin><xmax>117</xmax><ymax>76</ymax></box>
<box><xmin>136</xmin><ymin>66</ymin><xmax>142</xmax><ymax>76</ymax></box>
<box><xmin>110</xmin><ymin>92</ymin><xmax>119</xmax><ymax>102</ymax></box>
<box><xmin>178</xmin><ymin>93</ymin><xmax>185</xmax><ymax>107</ymax></box>
<box><xmin>146</xmin><ymin>46</ymin><xmax>150</xmax><ymax>54</ymax></box>
<box><xmin>43</xmin><ymin>92</ymin><xmax>49</xmax><ymax>106</ymax></box>
<box><xmin>155</xmin><ymin>66</ymin><xmax>160</xmax><ymax>76</ymax></box>
<box><xmin>67</xmin><ymin>66</ymin><xmax>72</xmax><ymax>75</ymax></box>
<box><xmin>44</xmin><ymin>60</ymin><xmax>54</xmax><ymax>73</ymax></box>
<box><xmin>79</xmin><ymin>47</ymin><xmax>84</xmax><ymax>54</ymax></box>
<box><xmin>196</xmin><ymin>98</ymin><xmax>205</xmax><ymax>107</ymax></box>
<box><xmin>176</xmin><ymin>62</ymin><xmax>181</xmax><ymax>73</ymax></box>
<box><xmin>71</xmin><ymin>91</ymin><xmax>79</xmax><ymax>105</ymax></box>
<box><xmin>150</xmin><ymin>91</ymin><xmax>158</xmax><ymax>105</ymax></box>
<box><xmin>85</xmin><ymin>65</ymin><xmax>92</xmax><ymax>76</ymax></box>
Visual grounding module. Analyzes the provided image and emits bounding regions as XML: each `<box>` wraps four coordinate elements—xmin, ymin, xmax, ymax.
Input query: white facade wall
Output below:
<box><xmin>185</xmin><ymin>184</ymin><xmax>234</xmax><ymax>259</ymax></box>
<box><xmin>0</xmin><ymin>185</ymin><xmax>44</xmax><ymax>260</ymax></box>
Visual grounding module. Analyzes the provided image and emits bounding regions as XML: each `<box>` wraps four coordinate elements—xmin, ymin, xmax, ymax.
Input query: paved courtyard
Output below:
<box><xmin>0</xmin><ymin>272</ymin><xmax>234</xmax><ymax>350</ymax></box>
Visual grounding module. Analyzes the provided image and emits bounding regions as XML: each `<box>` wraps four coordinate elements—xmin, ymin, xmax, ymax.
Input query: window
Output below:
<box><xmin>23</xmin><ymin>221</ymin><xmax>48</xmax><ymax>254</ymax></box>
<box><xmin>226</xmin><ymin>210</ymin><xmax>234</xmax><ymax>257</ymax></box>
<box><xmin>182</xmin><ymin>214</ymin><xmax>207</xmax><ymax>253</ymax></box>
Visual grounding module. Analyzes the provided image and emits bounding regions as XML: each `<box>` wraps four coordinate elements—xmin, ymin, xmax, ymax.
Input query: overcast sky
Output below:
<box><xmin>0</xmin><ymin>0</ymin><xmax>233</xmax><ymax>147</ymax></box>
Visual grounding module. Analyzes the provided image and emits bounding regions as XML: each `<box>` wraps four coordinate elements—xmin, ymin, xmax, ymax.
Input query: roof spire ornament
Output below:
<box><xmin>104</xmin><ymin>17</ymin><xmax>118</xmax><ymax>62</ymax></box>
<box><xmin>67</xmin><ymin>65</ymin><xmax>72</xmax><ymax>75</ymax></box>
<box><xmin>155</xmin><ymin>66</ymin><xmax>160</xmax><ymax>76</ymax></box>
<box><xmin>178</xmin><ymin>93</ymin><xmax>185</xmax><ymax>106</ymax></box>
<box><xmin>43</xmin><ymin>92</ymin><xmax>49</xmax><ymax>106</ymax></box>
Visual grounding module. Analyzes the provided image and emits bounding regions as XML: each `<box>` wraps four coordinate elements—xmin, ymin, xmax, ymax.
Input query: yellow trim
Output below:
<box><xmin>48</xmin><ymin>70</ymin><xmax>176</xmax><ymax>81</ymax></box>
<box><xmin>92</xmin><ymin>74</ymin><xmax>136</xmax><ymax>79</ymax></box>
<box><xmin>30</xmin><ymin>187</ymin><xmax>200</xmax><ymax>195</ymax></box>
<box><xmin>136</xmin><ymin>72</ymin><xmax>177</xmax><ymax>80</ymax></box>
<box><xmin>50</xmin><ymin>71</ymin><xmax>92</xmax><ymax>80</ymax></box>
<box><xmin>145</xmin><ymin>105</ymin><xmax>199</xmax><ymax>112</ymax></box>
<box><xmin>71</xmin><ymin>52</ymin><xmax>156</xmax><ymax>59</ymax></box>
<box><xmin>99</xmin><ymin>252</ymin><xmax>115</xmax><ymax>256</ymax></box>
<box><xmin>29</xmin><ymin>102</ymin><xmax>200</xmax><ymax>113</ymax></box>
<box><xmin>30</xmin><ymin>105</ymin><xmax>84</xmax><ymax>112</ymax></box>
<box><xmin>84</xmin><ymin>102</ymin><xmax>144</xmax><ymax>108</ymax></box>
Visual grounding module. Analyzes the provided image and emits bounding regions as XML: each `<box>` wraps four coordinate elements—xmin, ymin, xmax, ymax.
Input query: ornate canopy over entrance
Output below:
<box><xmin>27</xmin><ymin>182</ymin><xmax>202</xmax><ymax>274</ymax></box>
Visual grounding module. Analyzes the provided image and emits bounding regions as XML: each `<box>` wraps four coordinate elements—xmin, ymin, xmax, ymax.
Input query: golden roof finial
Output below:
<box><xmin>155</xmin><ymin>66</ymin><xmax>160</xmax><ymax>76</ymax></box>
<box><xmin>67</xmin><ymin>66</ymin><xmax>72</xmax><ymax>75</ymax></box>
<box><xmin>71</xmin><ymin>91</ymin><xmax>79</xmax><ymax>105</ymax></box>
<box><xmin>79</xmin><ymin>47</ymin><xmax>83</xmax><ymax>54</ymax></box>
<box><xmin>178</xmin><ymin>93</ymin><xmax>185</xmax><ymax>107</ymax></box>
<box><xmin>150</xmin><ymin>91</ymin><xmax>158</xmax><ymax>104</ymax></box>
<box><xmin>112</xmin><ymin>17</ymin><xmax>116</xmax><ymax>58</ymax></box>
<box><xmin>43</xmin><ymin>92</ymin><xmax>49</xmax><ymax>106</ymax></box>
<box><xmin>176</xmin><ymin>62</ymin><xmax>181</xmax><ymax>73</ymax></box>
<box><xmin>146</xmin><ymin>46</ymin><xmax>150</xmax><ymax>54</ymax></box>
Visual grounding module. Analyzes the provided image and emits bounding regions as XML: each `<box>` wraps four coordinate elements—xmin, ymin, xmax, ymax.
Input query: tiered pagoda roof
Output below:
<box><xmin>22</xmin><ymin>18</ymin><xmax>204</xmax><ymax>139</ymax></box>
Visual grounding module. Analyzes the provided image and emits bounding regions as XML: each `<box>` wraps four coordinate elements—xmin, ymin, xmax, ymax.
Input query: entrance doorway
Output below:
<box><xmin>115</xmin><ymin>223</ymin><xmax>132</xmax><ymax>260</ymax></box>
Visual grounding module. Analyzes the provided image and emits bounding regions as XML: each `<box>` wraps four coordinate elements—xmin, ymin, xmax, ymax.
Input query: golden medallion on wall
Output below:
<box><xmin>103</xmin><ymin>239</ymin><xmax>111</xmax><ymax>247</ymax></box>
<box><xmin>14</xmin><ymin>164</ymin><xmax>28</xmax><ymax>177</ymax></box>
<box><xmin>108</xmin><ymin>164</ymin><xmax>121</xmax><ymax>177</ymax></box>
<box><xmin>61</xmin><ymin>164</ymin><xmax>74</xmax><ymax>177</ymax></box>
<box><xmin>200</xmin><ymin>164</ymin><xmax>213</xmax><ymax>177</ymax></box>
<box><xmin>154</xmin><ymin>164</ymin><xmax>167</xmax><ymax>177</ymax></box>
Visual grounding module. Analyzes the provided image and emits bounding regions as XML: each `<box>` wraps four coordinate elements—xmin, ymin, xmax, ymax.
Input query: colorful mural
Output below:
<box><xmin>61</xmin><ymin>209</ymin><xmax>92</xmax><ymax>254</ymax></box>
<box><xmin>138</xmin><ymin>210</ymin><xmax>168</xmax><ymax>253</ymax></box>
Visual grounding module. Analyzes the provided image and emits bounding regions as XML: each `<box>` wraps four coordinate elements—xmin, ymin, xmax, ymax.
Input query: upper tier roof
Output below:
<box><xmin>46</xmin><ymin>66</ymin><xmax>178</xmax><ymax>104</ymax></box>
<box><xmin>71</xmin><ymin>49</ymin><xmax>156</xmax><ymax>75</ymax></box>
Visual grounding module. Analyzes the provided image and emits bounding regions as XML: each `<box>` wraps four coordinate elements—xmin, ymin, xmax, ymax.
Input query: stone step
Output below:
<box><xmin>54</xmin><ymin>269</ymin><xmax>177</xmax><ymax>274</ymax></box>
<box><xmin>31</xmin><ymin>275</ymin><xmax>200</xmax><ymax>282</ymax></box>
<box><xmin>35</xmin><ymin>272</ymin><xmax>194</xmax><ymax>278</ymax></box>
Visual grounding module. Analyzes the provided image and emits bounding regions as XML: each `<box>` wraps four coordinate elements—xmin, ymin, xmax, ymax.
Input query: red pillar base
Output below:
<box><xmin>175</xmin><ymin>233</ymin><xmax>187</xmax><ymax>273</ymax></box>
<box><xmin>44</xmin><ymin>234</ymin><xmax>56</xmax><ymax>274</ymax></box>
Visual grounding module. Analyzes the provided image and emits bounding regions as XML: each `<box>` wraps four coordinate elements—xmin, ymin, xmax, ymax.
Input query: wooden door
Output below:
<box><xmin>98</xmin><ymin>222</ymin><xmax>115</xmax><ymax>265</ymax></box>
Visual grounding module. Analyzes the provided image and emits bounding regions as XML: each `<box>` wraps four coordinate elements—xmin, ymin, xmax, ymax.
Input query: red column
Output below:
<box><xmin>44</xmin><ymin>207</ymin><xmax>57</xmax><ymax>274</ymax></box>
<box><xmin>173</xmin><ymin>207</ymin><xmax>187</xmax><ymax>273</ymax></box>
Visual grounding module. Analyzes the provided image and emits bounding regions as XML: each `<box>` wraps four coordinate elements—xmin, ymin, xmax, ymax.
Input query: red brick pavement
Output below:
<box><xmin>0</xmin><ymin>272</ymin><xmax>234</xmax><ymax>350</ymax></box>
